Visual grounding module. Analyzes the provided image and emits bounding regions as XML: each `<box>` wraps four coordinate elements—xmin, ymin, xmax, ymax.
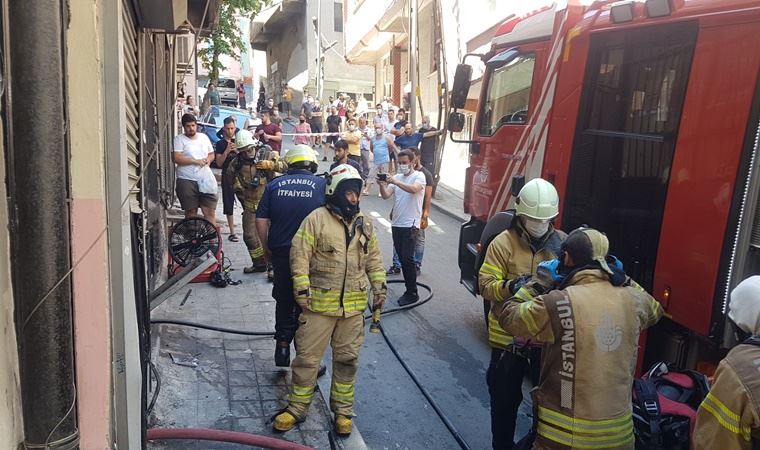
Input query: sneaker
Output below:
<box><xmin>318</xmin><ymin>364</ymin><xmax>327</xmax><ymax>378</ymax></box>
<box><xmin>386</xmin><ymin>265</ymin><xmax>401</xmax><ymax>275</ymax></box>
<box><xmin>335</xmin><ymin>414</ymin><xmax>353</xmax><ymax>435</ymax></box>
<box><xmin>397</xmin><ymin>293</ymin><xmax>419</xmax><ymax>307</ymax></box>
<box><xmin>267</xmin><ymin>265</ymin><xmax>274</xmax><ymax>282</ymax></box>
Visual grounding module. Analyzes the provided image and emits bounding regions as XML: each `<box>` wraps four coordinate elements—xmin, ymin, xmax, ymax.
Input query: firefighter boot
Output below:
<box><xmin>273</xmin><ymin>411</ymin><xmax>298</xmax><ymax>432</ymax></box>
<box><xmin>335</xmin><ymin>415</ymin><xmax>352</xmax><ymax>436</ymax></box>
<box><xmin>274</xmin><ymin>341</ymin><xmax>290</xmax><ymax>367</ymax></box>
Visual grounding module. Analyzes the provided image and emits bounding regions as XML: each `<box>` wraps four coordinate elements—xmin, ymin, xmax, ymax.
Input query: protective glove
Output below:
<box><xmin>256</xmin><ymin>160</ymin><xmax>274</xmax><ymax>170</ymax></box>
<box><xmin>372</xmin><ymin>295</ymin><xmax>385</xmax><ymax>311</ymax></box>
<box><xmin>505</xmin><ymin>274</ymin><xmax>532</xmax><ymax>295</ymax></box>
<box><xmin>295</xmin><ymin>296</ymin><xmax>309</xmax><ymax>310</ymax></box>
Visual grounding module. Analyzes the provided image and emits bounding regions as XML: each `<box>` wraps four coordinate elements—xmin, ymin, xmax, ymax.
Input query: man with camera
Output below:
<box><xmin>378</xmin><ymin>149</ymin><xmax>425</xmax><ymax>306</ymax></box>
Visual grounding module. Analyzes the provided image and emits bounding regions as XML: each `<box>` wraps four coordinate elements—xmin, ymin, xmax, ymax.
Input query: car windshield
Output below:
<box><xmin>202</xmin><ymin>107</ymin><xmax>251</xmax><ymax>128</ymax></box>
<box><xmin>218</xmin><ymin>79</ymin><xmax>237</xmax><ymax>89</ymax></box>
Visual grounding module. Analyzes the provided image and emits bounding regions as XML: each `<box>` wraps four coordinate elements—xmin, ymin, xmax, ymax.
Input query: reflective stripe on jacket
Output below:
<box><xmin>694</xmin><ymin>343</ymin><xmax>760</xmax><ymax>449</ymax></box>
<box><xmin>477</xmin><ymin>225</ymin><xmax>563</xmax><ymax>348</ymax></box>
<box><xmin>290</xmin><ymin>207</ymin><xmax>386</xmax><ymax>317</ymax></box>
<box><xmin>492</xmin><ymin>269</ymin><xmax>663</xmax><ymax>450</ymax></box>
<box><xmin>227</xmin><ymin>148</ymin><xmax>287</xmax><ymax>210</ymax></box>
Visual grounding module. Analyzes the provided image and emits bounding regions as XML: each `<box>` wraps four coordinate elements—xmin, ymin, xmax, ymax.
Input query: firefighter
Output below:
<box><xmin>273</xmin><ymin>164</ymin><xmax>386</xmax><ymax>436</ymax></box>
<box><xmin>491</xmin><ymin>227</ymin><xmax>663</xmax><ymax>450</ymax></box>
<box><xmin>255</xmin><ymin>144</ymin><xmax>325</xmax><ymax>367</ymax></box>
<box><xmin>478</xmin><ymin>178</ymin><xmax>565</xmax><ymax>450</ymax></box>
<box><xmin>693</xmin><ymin>276</ymin><xmax>760</xmax><ymax>450</ymax></box>
<box><xmin>226</xmin><ymin>129</ymin><xmax>287</xmax><ymax>273</ymax></box>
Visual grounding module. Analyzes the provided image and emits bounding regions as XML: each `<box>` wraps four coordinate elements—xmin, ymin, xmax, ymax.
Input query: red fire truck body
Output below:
<box><xmin>455</xmin><ymin>0</ymin><xmax>760</xmax><ymax>365</ymax></box>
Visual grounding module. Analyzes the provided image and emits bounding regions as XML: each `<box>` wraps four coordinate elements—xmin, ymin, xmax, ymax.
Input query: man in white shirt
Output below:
<box><xmin>379</xmin><ymin>149</ymin><xmax>425</xmax><ymax>306</ymax></box>
<box><xmin>173</xmin><ymin>113</ymin><xmax>218</xmax><ymax>225</ymax></box>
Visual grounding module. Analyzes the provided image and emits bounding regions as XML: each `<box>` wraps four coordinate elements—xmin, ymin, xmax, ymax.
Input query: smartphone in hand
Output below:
<box><xmin>377</xmin><ymin>173</ymin><xmax>388</xmax><ymax>182</ymax></box>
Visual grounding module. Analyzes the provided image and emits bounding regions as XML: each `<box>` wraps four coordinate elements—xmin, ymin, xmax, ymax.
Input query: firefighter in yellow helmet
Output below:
<box><xmin>273</xmin><ymin>164</ymin><xmax>386</xmax><ymax>436</ymax></box>
<box><xmin>225</xmin><ymin>129</ymin><xmax>287</xmax><ymax>273</ymax></box>
<box><xmin>477</xmin><ymin>178</ymin><xmax>566</xmax><ymax>449</ymax></box>
<box><xmin>491</xmin><ymin>227</ymin><xmax>663</xmax><ymax>450</ymax></box>
<box><xmin>694</xmin><ymin>276</ymin><xmax>760</xmax><ymax>449</ymax></box>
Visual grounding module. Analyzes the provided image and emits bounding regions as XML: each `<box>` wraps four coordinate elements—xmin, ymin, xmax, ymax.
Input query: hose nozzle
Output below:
<box><xmin>369</xmin><ymin>309</ymin><xmax>381</xmax><ymax>333</ymax></box>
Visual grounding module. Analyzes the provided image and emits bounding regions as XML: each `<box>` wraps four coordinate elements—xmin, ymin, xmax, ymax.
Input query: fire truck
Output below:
<box><xmin>449</xmin><ymin>0</ymin><xmax>760</xmax><ymax>368</ymax></box>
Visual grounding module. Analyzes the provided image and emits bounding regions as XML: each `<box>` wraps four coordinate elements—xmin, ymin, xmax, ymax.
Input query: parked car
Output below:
<box><xmin>215</xmin><ymin>78</ymin><xmax>238</xmax><ymax>106</ymax></box>
<box><xmin>198</xmin><ymin>105</ymin><xmax>254</xmax><ymax>145</ymax></box>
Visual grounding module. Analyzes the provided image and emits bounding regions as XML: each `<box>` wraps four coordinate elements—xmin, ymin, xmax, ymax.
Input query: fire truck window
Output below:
<box><xmin>479</xmin><ymin>53</ymin><xmax>535</xmax><ymax>136</ymax></box>
<box><xmin>563</xmin><ymin>22</ymin><xmax>697</xmax><ymax>290</ymax></box>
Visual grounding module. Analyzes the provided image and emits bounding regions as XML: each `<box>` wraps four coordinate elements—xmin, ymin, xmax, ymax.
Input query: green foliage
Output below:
<box><xmin>199</xmin><ymin>0</ymin><xmax>268</xmax><ymax>82</ymax></box>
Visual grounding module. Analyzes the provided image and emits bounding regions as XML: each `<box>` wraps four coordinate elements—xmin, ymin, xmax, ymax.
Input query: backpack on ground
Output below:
<box><xmin>632</xmin><ymin>361</ymin><xmax>710</xmax><ymax>450</ymax></box>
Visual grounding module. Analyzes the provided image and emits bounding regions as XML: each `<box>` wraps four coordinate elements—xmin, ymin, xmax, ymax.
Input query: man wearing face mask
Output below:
<box><xmin>418</xmin><ymin>115</ymin><xmax>438</xmax><ymax>176</ymax></box>
<box><xmin>477</xmin><ymin>177</ymin><xmax>566</xmax><ymax>450</ymax></box>
<box><xmin>273</xmin><ymin>164</ymin><xmax>386</xmax><ymax>436</ymax></box>
<box><xmin>341</xmin><ymin>118</ymin><xmax>362</xmax><ymax>163</ymax></box>
<box><xmin>379</xmin><ymin>150</ymin><xmax>426</xmax><ymax>306</ymax></box>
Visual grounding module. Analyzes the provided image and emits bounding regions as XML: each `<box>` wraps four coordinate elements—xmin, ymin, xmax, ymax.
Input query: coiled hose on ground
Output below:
<box><xmin>148</xmin><ymin>280</ymin><xmax>472</xmax><ymax>450</ymax></box>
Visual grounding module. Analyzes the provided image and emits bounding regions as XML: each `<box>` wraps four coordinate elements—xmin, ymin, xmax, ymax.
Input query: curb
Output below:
<box><xmin>431</xmin><ymin>198</ymin><xmax>468</xmax><ymax>224</ymax></box>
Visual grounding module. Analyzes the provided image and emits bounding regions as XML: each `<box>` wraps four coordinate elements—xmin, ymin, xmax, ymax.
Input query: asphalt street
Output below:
<box><xmin>351</xmin><ymin>182</ymin><xmax>501</xmax><ymax>450</ymax></box>
<box><xmin>292</xmin><ymin>133</ymin><xmax>532</xmax><ymax>450</ymax></box>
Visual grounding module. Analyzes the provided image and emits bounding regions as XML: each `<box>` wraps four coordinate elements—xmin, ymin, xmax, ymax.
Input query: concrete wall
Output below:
<box><xmin>0</xmin><ymin>102</ymin><xmax>24</xmax><ymax>450</ymax></box>
<box><xmin>68</xmin><ymin>1</ymin><xmax>112</xmax><ymax>448</ymax></box>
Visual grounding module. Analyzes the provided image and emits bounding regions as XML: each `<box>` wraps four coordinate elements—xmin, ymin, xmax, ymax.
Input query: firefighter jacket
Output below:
<box><xmin>478</xmin><ymin>224</ymin><xmax>564</xmax><ymax>349</ymax></box>
<box><xmin>290</xmin><ymin>206</ymin><xmax>387</xmax><ymax>317</ymax></box>
<box><xmin>226</xmin><ymin>146</ymin><xmax>287</xmax><ymax>211</ymax></box>
<box><xmin>492</xmin><ymin>269</ymin><xmax>664</xmax><ymax>450</ymax></box>
<box><xmin>693</xmin><ymin>343</ymin><xmax>760</xmax><ymax>449</ymax></box>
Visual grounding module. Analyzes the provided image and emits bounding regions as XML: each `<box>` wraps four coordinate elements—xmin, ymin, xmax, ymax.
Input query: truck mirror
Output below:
<box><xmin>448</xmin><ymin>112</ymin><xmax>465</xmax><ymax>133</ymax></box>
<box><xmin>510</xmin><ymin>175</ymin><xmax>525</xmax><ymax>198</ymax></box>
<box><xmin>450</xmin><ymin>64</ymin><xmax>473</xmax><ymax>109</ymax></box>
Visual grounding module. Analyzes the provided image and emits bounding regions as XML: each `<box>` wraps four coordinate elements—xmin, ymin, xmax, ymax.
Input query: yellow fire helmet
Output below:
<box><xmin>284</xmin><ymin>144</ymin><xmax>318</xmax><ymax>166</ymax></box>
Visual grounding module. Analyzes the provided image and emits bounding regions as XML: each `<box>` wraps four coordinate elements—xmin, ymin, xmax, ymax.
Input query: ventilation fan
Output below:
<box><xmin>168</xmin><ymin>217</ymin><xmax>221</xmax><ymax>267</ymax></box>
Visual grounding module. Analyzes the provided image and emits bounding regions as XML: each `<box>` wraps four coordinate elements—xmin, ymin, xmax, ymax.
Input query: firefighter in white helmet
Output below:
<box><xmin>478</xmin><ymin>178</ymin><xmax>566</xmax><ymax>449</ymax></box>
<box><xmin>273</xmin><ymin>164</ymin><xmax>386</xmax><ymax>436</ymax></box>
<box><xmin>226</xmin><ymin>129</ymin><xmax>287</xmax><ymax>273</ymax></box>
<box><xmin>694</xmin><ymin>276</ymin><xmax>760</xmax><ymax>449</ymax></box>
<box><xmin>491</xmin><ymin>227</ymin><xmax>663</xmax><ymax>450</ymax></box>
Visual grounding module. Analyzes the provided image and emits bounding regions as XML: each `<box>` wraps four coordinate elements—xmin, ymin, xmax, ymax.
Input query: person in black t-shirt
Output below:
<box><xmin>325</xmin><ymin>106</ymin><xmax>342</xmax><ymax>161</ymax></box>
<box><xmin>418</xmin><ymin>115</ymin><xmax>438</xmax><ymax>176</ymax></box>
<box><xmin>214</xmin><ymin>116</ymin><xmax>239</xmax><ymax>241</ymax></box>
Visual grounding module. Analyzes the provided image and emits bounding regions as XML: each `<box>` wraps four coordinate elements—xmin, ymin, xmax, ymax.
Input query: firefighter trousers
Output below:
<box><xmin>271</xmin><ymin>249</ymin><xmax>300</xmax><ymax>343</ymax></box>
<box><xmin>487</xmin><ymin>348</ymin><xmax>530</xmax><ymax>450</ymax></box>
<box><xmin>286</xmin><ymin>310</ymin><xmax>365</xmax><ymax>419</ymax></box>
<box><xmin>241</xmin><ymin>209</ymin><xmax>266</xmax><ymax>267</ymax></box>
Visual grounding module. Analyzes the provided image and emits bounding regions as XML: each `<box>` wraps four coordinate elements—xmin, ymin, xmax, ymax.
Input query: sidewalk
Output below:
<box><xmin>431</xmin><ymin>182</ymin><xmax>468</xmax><ymax>223</ymax></box>
<box><xmin>148</xmin><ymin>194</ymin><xmax>335</xmax><ymax>449</ymax></box>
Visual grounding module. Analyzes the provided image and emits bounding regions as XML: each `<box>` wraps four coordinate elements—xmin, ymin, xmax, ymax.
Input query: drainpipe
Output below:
<box><xmin>5</xmin><ymin>1</ymin><xmax>78</xmax><ymax>449</ymax></box>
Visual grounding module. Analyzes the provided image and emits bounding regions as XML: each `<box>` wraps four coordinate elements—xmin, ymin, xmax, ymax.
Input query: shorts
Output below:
<box><xmin>221</xmin><ymin>172</ymin><xmax>236</xmax><ymax>216</ymax></box>
<box><xmin>326</xmin><ymin>132</ymin><xmax>339</xmax><ymax>145</ymax></box>
<box><xmin>176</xmin><ymin>178</ymin><xmax>218</xmax><ymax>211</ymax></box>
<box><xmin>309</xmin><ymin>120</ymin><xmax>322</xmax><ymax>134</ymax></box>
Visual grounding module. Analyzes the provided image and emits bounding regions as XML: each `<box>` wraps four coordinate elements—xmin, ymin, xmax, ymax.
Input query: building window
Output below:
<box><xmin>334</xmin><ymin>2</ymin><xmax>343</xmax><ymax>33</ymax></box>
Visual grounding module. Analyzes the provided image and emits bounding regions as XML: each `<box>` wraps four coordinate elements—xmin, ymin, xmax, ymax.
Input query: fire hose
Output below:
<box><xmin>148</xmin><ymin>280</ymin><xmax>473</xmax><ymax>450</ymax></box>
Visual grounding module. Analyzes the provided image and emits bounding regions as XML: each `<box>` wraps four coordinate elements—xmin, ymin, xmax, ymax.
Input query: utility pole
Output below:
<box><xmin>409</xmin><ymin>0</ymin><xmax>419</xmax><ymax>125</ymax></box>
<box><xmin>316</xmin><ymin>0</ymin><xmax>323</xmax><ymax>99</ymax></box>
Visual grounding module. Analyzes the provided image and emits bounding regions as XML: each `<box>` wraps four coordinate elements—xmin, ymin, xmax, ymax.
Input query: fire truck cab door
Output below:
<box><xmin>467</xmin><ymin>41</ymin><xmax>548</xmax><ymax>220</ymax></box>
